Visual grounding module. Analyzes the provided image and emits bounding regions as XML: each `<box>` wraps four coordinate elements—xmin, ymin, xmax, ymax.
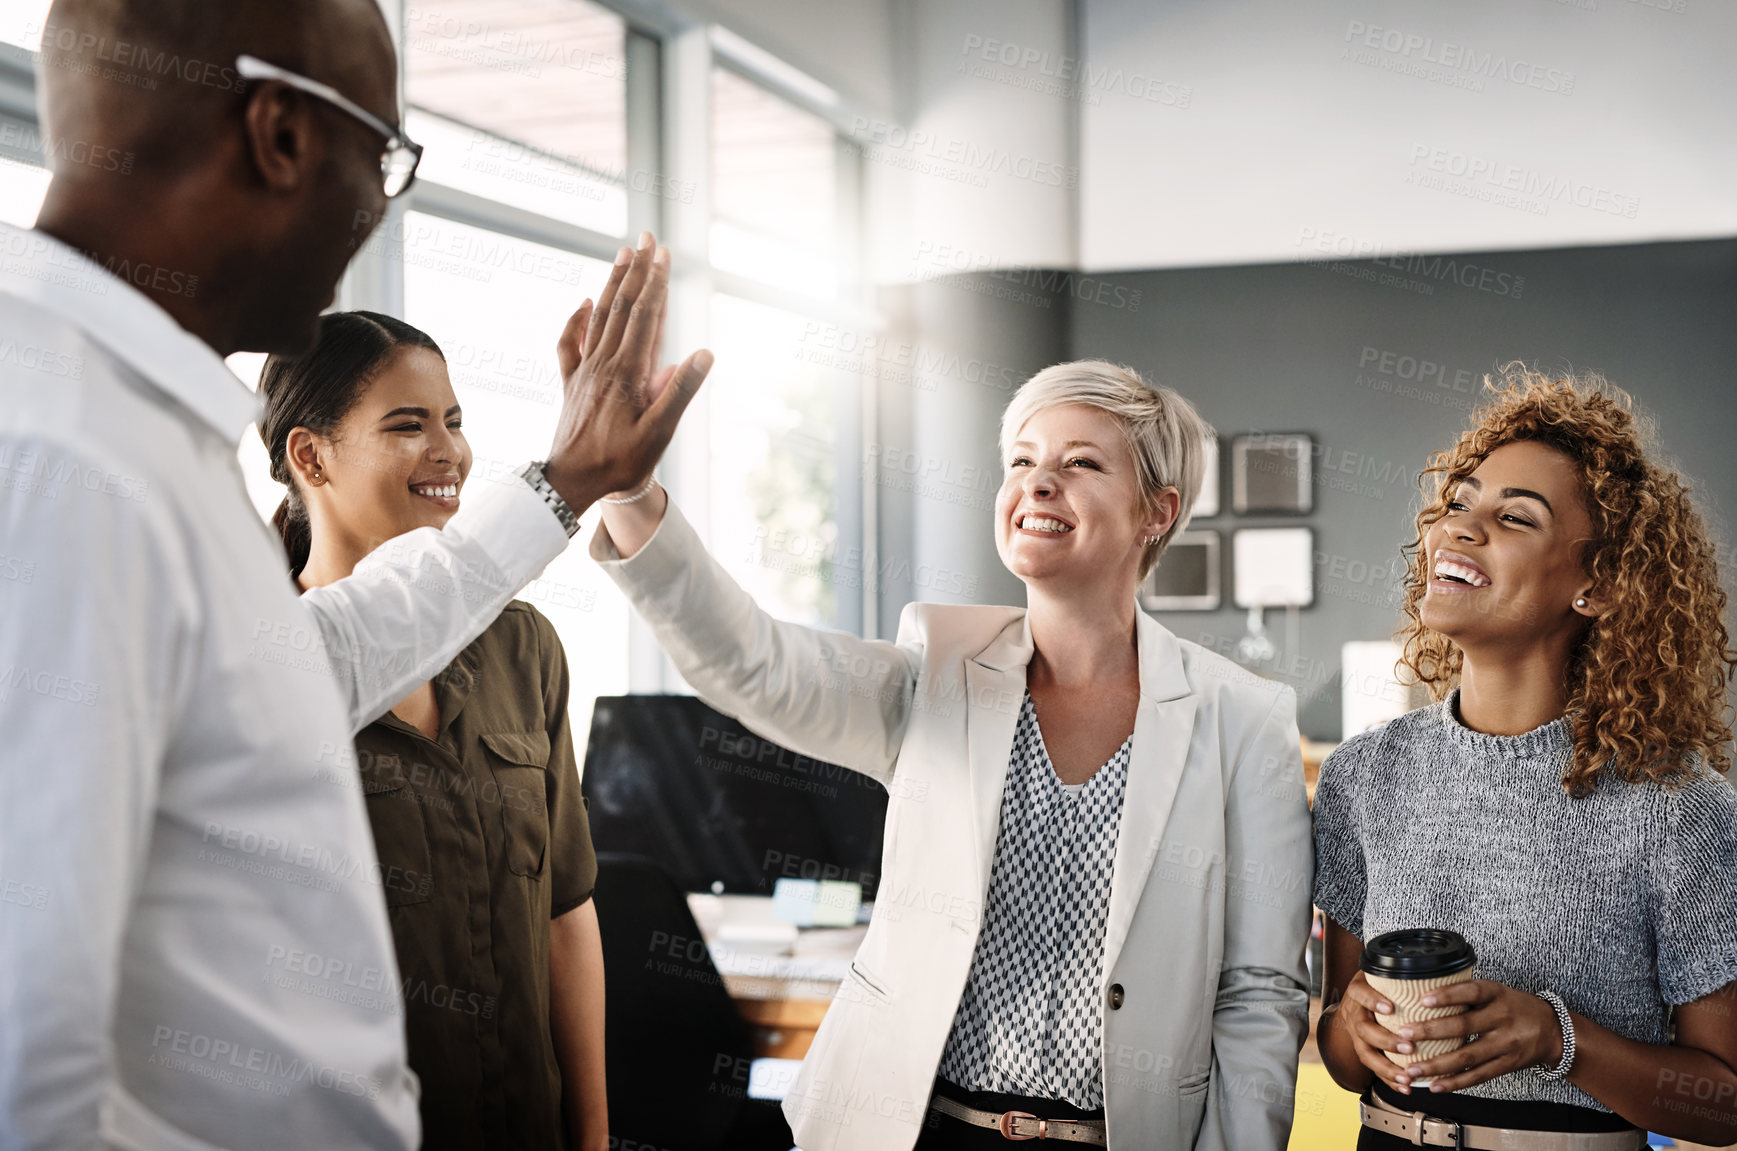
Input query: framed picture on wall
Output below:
<box><xmin>1232</xmin><ymin>526</ymin><xmax>1314</xmax><ymax>608</ymax></box>
<box><xmin>1140</xmin><ymin>530</ymin><xmax>1221</xmax><ymax>611</ymax></box>
<box><xmin>1192</xmin><ymin>434</ymin><xmax>1220</xmax><ymax>518</ymax></box>
<box><xmin>1231</xmin><ymin>432</ymin><xmax>1313</xmax><ymax>514</ymax></box>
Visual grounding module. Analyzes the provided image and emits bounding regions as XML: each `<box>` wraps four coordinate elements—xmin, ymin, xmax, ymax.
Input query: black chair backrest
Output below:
<box><xmin>591</xmin><ymin>852</ymin><xmax>757</xmax><ymax>1151</ymax></box>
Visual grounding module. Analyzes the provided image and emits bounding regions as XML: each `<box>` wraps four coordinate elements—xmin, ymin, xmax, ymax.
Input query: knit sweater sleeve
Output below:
<box><xmin>1654</xmin><ymin>773</ymin><xmax>1737</xmax><ymax>1006</ymax></box>
<box><xmin>1311</xmin><ymin>729</ymin><xmax>1377</xmax><ymax>938</ymax></box>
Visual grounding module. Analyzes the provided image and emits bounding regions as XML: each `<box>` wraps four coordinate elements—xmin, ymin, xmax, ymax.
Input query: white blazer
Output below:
<box><xmin>592</xmin><ymin>503</ymin><xmax>1313</xmax><ymax>1151</ymax></box>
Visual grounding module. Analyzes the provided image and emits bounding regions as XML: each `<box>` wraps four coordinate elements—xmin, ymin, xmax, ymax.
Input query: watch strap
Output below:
<box><xmin>516</xmin><ymin>460</ymin><xmax>580</xmax><ymax>538</ymax></box>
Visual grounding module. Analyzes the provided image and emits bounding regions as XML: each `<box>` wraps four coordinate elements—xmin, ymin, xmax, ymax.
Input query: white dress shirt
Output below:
<box><xmin>0</xmin><ymin>222</ymin><xmax>569</xmax><ymax>1151</ymax></box>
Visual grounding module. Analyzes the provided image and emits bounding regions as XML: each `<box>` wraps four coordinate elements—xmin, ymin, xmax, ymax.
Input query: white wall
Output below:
<box><xmin>702</xmin><ymin>0</ymin><xmax>1737</xmax><ymax>277</ymax></box>
<box><xmin>700</xmin><ymin>0</ymin><xmax>897</xmax><ymax>113</ymax></box>
<box><xmin>862</xmin><ymin>0</ymin><xmax>1077</xmax><ymax>283</ymax></box>
<box><xmin>1079</xmin><ymin>0</ymin><xmax>1737</xmax><ymax>270</ymax></box>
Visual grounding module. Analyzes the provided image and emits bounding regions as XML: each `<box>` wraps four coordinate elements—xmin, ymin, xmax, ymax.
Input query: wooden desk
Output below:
<box><xmin>729</xmin><ymin>989</ymin><xmax>833</xmax><ymax>1059</ymax></box>
<box><xmin>689</xmin><ymin>894</ymin><xmax>859</xmax><ymax>1060</ymax></box>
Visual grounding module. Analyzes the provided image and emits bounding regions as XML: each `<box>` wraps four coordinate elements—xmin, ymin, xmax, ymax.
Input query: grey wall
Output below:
<box><xmin>869</xmin><ymin>274</ymin><xmax>1071</xmax><ymax>634</ymax></box>
<box><xmin>1068</xmin><ymin>238</ymin><xmax>1737</xmax><ymax>738</ymax></box>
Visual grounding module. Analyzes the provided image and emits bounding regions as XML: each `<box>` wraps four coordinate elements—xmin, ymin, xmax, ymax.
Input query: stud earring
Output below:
<box><xmin>1574</xmin><ymin>596</ymin><xmax>1589</xmax><ymax>609</ymax></box>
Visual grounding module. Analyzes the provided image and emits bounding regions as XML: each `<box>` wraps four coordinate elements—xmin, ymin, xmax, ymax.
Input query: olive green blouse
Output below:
<box><xmin>354</xmin><ymin>600</ymin><xmax>597</xmax><ymax>1150</ymax></box>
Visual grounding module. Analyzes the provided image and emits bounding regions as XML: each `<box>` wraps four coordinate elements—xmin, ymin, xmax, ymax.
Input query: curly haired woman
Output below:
<box><xmin>1313</xmin><ymin>366</ymin><xmax>1737</xmax><ymax>1149</ymax></box>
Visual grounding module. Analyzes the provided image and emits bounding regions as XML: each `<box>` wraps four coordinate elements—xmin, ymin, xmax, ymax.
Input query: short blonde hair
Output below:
<box><xmin>999</xmin><ymin>359</ymin><xmax>1211</xmax><ymax>581</ymax></box>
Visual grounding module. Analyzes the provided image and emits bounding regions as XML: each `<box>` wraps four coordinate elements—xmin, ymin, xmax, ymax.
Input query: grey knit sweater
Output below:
<box><xmin>1313</xmin><ymin>689</ymin><xmax>1737</xmax><ymax>1110</ymax></box>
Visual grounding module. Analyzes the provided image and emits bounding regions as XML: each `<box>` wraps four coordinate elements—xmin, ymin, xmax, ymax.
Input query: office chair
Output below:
<box><xmin>591</xmin><ymin>852</ymin><xmax>794</xmax><ymax>1151</ymax></box>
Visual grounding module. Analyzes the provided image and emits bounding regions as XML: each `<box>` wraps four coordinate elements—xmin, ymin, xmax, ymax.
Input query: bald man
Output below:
<box><xmin>0</xmin><ymin>1</ymin><xmax>708</xmax><ymax>1147</ymax></box>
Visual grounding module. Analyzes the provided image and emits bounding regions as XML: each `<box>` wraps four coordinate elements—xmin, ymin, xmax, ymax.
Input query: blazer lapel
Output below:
<box><xmin>1101</xmin><ymin>613</ymin><xmax>1196</xmax><ymax>977</ymax></box>
<box><xmin>964</xmin><ymin>614</ymin><xmax>1033</xmax><ymax>902</ymax></box>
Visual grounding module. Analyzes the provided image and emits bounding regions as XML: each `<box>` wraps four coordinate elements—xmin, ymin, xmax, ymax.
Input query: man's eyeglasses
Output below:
<box><xmin>235</xmin><ymin>55</ymin><xmax>423</xmax><ymax>198</ymax></box>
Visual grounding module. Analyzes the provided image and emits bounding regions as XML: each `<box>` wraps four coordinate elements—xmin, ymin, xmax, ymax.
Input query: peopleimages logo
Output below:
<box><xmin>1294</xmin><ymin>228</ymin><xmax>1526</xmax><ymax>300</ymax></box>
<box><xmin>1342</xmin><ymin>20</ymin><xmax>1576</xmax><ymax>95</ymax></box>
<box><xmin>1405</xmin><ymin>145</ymin><xmax>1640</xmax><ymax>219</ymax></box>
<box><xmin>849</xmin><ymin>117</ymin><xmax>1078</xmax><ymax>189</ymax></box>
<box><xmin>148</xmin><ymin>1026</ymin><xmax>384</xmax><ymax>1101</ymax></box>
<box><xmin>956</xmin><ymin>33</ymin><xmax>1193</xmax><ymax>108</ymax></box>
<box><xmin>1370</xmin><ymin>252</ymin><xmax>1523</xmax><ymax>297</ymax></box>
<box><xmin>0</xmin><ymin>122</ymin><xmax>133</xmax><ymax>176</ymax></box>
<box><xmin>403</xmin><ymin>6</ymin><xmax>627</xmax><ymax>78</ymax></box>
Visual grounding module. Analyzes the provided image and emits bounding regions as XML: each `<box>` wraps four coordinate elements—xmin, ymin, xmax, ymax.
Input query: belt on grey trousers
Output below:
<box><xmin>1361</xmin><ymin>1091</ymin><xmax>1647</xmax><ymax>1150</ymax></box>
<box><xmin>927</xmin><ymin>1094</ymin><xmax>1108</xmax><ymax>1144</ymax></box>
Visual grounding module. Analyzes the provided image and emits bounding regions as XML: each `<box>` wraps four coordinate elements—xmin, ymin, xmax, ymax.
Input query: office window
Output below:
<box><xmin>707</xmin><ymin>293</ymin><xmax>852</xmax><ymax>627</ymax></box>
<box><xmin>710</xmin><ymin>65</ymin><xmax>839</xmax><ymax>298</ymax></box>
<box><xmin>226</xmin><ymin>354</ymin><xmax>281</xmax><ymax>524</ymax></box>
<box><xmin>0</xmin><ymin>153</ymin><xmax>47</xmax><ymax>228</ymax></box>
<box><xmin>406</xmin><ymin>0</ymin><xmax>629</xmax><ymax>235</ymax></box>
<box><xmin>400</xmin><ymin>211</ymin><xmax>628</xmax><ymax>731</ymax></box>
<box><xmin>0</xmin><ymin>2</ymin><xmax>48</xmax><ymax>52</ymax></box>
<box><xmin>702</xmin><ymin>63</ymin><xmax>862</xmax><ymax>629</ymax></box>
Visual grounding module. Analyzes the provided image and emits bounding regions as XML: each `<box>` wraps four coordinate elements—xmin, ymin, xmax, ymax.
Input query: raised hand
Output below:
<box><xmin>542</xmin><ymin>231</ymin><xmax>711</xmax><ymax>514</ymax></box>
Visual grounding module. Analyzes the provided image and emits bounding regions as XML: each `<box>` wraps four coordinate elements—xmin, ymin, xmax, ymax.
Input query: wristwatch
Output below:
<box><xmin>516</xmin><ymin>460</ymin><xmax>580</xmax><ymax>538</ymax></box>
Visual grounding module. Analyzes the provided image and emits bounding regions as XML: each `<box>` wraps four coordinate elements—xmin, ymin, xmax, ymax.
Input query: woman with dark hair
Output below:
<box><xmin>1314</xmin><ymin>367</ymin><xmax>1737</xmax><ymax>1148</ymax></box>
<box><xmin>259</xmin><ymin>310</ymin><xmax>607</xmax><ymax>1151</ymax></box>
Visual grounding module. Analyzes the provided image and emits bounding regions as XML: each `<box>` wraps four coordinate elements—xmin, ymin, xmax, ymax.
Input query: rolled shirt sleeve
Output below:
<box><xmin>303</xmin><ymin>475</ymin><xmax>571</xmax><ymax>735</ymax></box>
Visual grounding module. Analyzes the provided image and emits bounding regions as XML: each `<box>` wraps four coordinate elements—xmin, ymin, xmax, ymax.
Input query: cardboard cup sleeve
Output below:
<box><xmin>1365</xmin><ymin>968</ymin><xmax>1478</xmax><ymax>1070</ymax></box>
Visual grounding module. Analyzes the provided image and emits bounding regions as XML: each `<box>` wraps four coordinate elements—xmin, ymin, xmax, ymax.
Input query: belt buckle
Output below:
<box><xmin>1428</xmin><ymin>1117</ymin><xmax>1462</xmax><ymax>1150</ymax></box>
<box><xmin>998</xmin><ymin>1110</ymin><xmax>1044</xmax><ymax>1140</ymax></box>
<box><xmin>1408</xmin><ymin>1109</ymin><xmax>1462</xmax><ymax>1149</ymax></box>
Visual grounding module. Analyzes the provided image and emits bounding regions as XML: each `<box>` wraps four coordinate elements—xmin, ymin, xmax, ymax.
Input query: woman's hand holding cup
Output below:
<box><xmin>1384</xmin><ymin>977</ymin><xmax>1565</xmax><ymax>1094</ymax></box>
<box><xmin>1335</xmin><ymin>970</ymin><xmax>1419</xmax><ymax>1094</ymax></box>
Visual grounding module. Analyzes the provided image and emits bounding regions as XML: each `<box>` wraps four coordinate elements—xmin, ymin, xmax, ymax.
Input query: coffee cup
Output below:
<box><xmin>1359</xmin><ymin>928</ymin><xmax>1478</xmax><ymax>1085</ymax></box>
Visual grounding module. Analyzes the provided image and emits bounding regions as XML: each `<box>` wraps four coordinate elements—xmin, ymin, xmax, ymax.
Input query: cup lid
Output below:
<box><xmin>1359</xmin><ymin>928</ymin><xmax>1477</xmax><ymax>978</ymax></box>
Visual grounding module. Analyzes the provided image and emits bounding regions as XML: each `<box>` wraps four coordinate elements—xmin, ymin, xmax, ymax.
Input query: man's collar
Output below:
<box><xmin>0</xmin><ymin>221</ymin><xmax>260</xmax><ymax>441</ymax></box>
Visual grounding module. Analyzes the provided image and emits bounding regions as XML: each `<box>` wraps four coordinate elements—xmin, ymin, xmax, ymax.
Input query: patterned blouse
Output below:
<box><xmin>936</xmin><ymin>692</ymin><xmax>1133</xmax><ymax>1109</ymax></box>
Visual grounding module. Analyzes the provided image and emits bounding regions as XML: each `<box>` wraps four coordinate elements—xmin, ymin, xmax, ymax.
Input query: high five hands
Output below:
<box><xmin>542</xmin><ymin>231</ymin><xmax>712</xmax><ymax>512</ymax></box>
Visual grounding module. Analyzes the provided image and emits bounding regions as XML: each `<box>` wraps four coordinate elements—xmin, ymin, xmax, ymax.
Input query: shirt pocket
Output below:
<box><xmin>480</xmin><ymin>730</ymin><xmax>552</xmax><ymax>879</ymax></box>
<box><xmin>359</xmin><ymin>754</ymin><xmax>434</xmax><ymax>908</ymax></box>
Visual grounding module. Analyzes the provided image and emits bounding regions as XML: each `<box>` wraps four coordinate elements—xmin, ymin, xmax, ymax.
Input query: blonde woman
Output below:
<box><xmin>583</xmin><ymin>305</ymin><xmax>1311</xmax><ymax>1147</ymax></box>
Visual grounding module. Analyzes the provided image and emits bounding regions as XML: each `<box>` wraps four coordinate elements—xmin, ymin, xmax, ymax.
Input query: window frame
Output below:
<box><xmin>383</xmin><ymin>1</ymin><xmax>880</xmax><ymax>655</ymax></box>
<box><xmin>2</xmin><ymin>2</ymin><xmax>881</xmax><ymax>675</ymax></box>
